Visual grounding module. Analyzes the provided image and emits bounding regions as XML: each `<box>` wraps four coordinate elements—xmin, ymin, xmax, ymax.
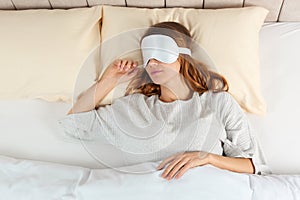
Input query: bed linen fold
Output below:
<box><xmin>1</xmin><ymin>155</ymin><xmax>300</xmax><ymax>200</ymax></box>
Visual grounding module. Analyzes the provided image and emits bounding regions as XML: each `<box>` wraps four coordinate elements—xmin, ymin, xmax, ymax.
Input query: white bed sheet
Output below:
<box><xmin>1</xmin><ymin>155</ymin><xmax>300</xmax><ymax>200</ymax></box>
<box><xmin>0</xmin><ymin>99</ymin><xmax>104</xmax><ymax>168</ymax></box>
<box><xmin>0</xmin><ymin>22</ymin><xmax>300</xmax><ymax>174</ymax></box>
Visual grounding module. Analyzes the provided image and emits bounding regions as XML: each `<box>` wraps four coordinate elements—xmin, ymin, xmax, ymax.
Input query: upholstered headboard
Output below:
<box><xmin>0</xmin><ymin>0</ymin><xmax>299</xmax><ymax>22</ymax></box>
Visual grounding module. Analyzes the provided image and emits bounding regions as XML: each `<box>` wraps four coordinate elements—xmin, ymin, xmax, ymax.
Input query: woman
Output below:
<box><xmin>59</xmin><ymin>22</ymin><xmax>270</xmax><ymax>179</ymax></box>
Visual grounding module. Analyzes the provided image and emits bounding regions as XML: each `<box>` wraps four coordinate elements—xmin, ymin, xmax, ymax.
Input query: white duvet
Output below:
<box><xmin>1</xmin><ymin>155</ymin><xmax>299</xmax><ymax>200</ymax></box>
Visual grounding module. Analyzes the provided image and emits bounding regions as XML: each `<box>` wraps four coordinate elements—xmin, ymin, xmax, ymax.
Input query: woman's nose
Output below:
<box><xmin>148</xmin><ymin>58</ymin><xmax>159</xmax><ymax>66</ymax></box>
<box><xmin>149</xmin><ymin>58</ymin><xmax>158</xmax><ymax>64</ymax></box>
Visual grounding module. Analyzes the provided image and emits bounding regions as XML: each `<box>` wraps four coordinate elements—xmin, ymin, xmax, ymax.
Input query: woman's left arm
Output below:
<box><xmin>156</xmin><ymin>151</ymin><xmax>254</xmax><ymax>181</ymax></box>
<box><xmin>208</xmin><ymin>154</ymin><xmax>254</xmax><ymax>174</ymax></box>
<box><xmin>157</xmin><ymin>92</ymin><xmax>263</xmax><ymax>180</ymax></box>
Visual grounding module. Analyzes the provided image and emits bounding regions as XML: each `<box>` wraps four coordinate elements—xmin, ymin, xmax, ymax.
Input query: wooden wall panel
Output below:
<box><xmin>88</xmin><ymin>0</ymin><xmax>125</xmax><ymax>7</ymax></box>
<box><xmin>1</xmin><ymin>0</ymin><xmax>299</xmax><ymax>21</ymax></box>
<box><xmin>12</xmin><ymin>0</ymin><xmax>51</xmax><ymax>9</ymax></box>
<box><xmin>245</xmin><ymin>0</ymin><xmax>283</xmax><ymax>22</ymax></box>
<box><xmin>126</xmin><ymin>0</ymin><xmax>164</xmax><ymax>8</ymax></box>
<box><xmin>279</xmin><ymin>0</ymin><xmax>300</xmax><ymax>22</ymax></box>
<box><xmin>204</xmin><ymin>0</ymin><xmax>243</xmax><ymax>8</ymax></box>
<box><xmin>0</xmin><ymin>0</ymin><xmax>15</xmax><ymax>9</ymax></box>
<box><xmin>166</xmin><ymin>0</ymin><xmax>203</xmax><ymax>8</ymax></box>
<box><xmin>49</xmin><ymin>0</ymin><xmax>88</xmax><ymax>9</ymax></box>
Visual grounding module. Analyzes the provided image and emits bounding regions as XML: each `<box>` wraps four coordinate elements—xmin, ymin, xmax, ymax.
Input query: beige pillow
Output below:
<box><xmin>0</xmin><ymin>6</ymin><xmax>102</xmax><ymax>102</ymax></box>
<box><xmin>98</xmin><ymin>5</ymin><xmax>269</xmax><ymax>115</ymax></box>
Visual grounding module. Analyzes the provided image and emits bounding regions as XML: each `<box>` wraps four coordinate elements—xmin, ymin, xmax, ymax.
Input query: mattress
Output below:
<box><xmin>1</xmin><ymin>22</ymin><xmax>300</xmax><ymax>174</ymax></box>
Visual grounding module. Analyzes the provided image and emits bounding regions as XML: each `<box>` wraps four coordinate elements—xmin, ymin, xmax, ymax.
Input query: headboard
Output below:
<box><xmin>0</xmin><ymin>0</ymin><xmax>299</xmax><ymax>22</ymax></box>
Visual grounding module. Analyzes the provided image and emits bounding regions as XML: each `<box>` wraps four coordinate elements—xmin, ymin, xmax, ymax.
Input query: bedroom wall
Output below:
<box><xmin>0</xmin><ymin>0</ymin><xmax>299</xmax><ymax>22</ymax></box>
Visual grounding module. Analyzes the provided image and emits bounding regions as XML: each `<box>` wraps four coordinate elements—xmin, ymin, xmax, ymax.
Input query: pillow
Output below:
<box><xmin>98</xmin><ymin>5</ymin><xmax>269</xmax><ymax>115</ymax></box>
<box><xmin>0</xmin><ymin>6</ymin><xmax>102</xmax><ymax>102</ymax></box>
<box><xmin>247</xmin><ymin>22</ymin><xmax>300</xmax><ymax>174</ymax></box>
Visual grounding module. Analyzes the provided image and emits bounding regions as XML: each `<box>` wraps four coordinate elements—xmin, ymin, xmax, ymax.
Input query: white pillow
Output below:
<box><xmin>247</xmin><ymin>22</ymin><xmax>300</xmax><ymax>174</ymax></box>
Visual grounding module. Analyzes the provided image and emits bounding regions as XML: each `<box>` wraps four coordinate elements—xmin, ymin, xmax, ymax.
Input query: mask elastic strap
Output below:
<box><xmin>178</xmin><ymin>47</ymin><xmax>191</xmax><ymax>56</ymax></box>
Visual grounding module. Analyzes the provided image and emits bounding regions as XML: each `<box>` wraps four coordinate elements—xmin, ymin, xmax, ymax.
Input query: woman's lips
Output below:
<box><xmin>151</xmin><ymin>70</ymin><xmax>163</xmax><ymax>75</ymax></box>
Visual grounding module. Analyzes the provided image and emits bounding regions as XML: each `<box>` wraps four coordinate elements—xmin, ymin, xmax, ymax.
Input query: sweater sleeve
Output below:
<box><xmin>57</xmin><ymin>108</ymin><xmax>105</xmax><ymax>141</ymax></box>
<box><xmin>56</xmin><ymin>93</ymin><xmax>146</xmax><ymax>142</ymax></box>
<box><xmin>215</xmin><ymin>91</ymin><xmax>272</xmax><ymax>175</ymax></box>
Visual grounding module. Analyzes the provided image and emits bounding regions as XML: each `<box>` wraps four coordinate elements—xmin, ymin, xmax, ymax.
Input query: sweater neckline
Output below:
<box><xmin>155</xmin><ymin>91</ymin><xmax>199</xmax><ymax>105</ymax></box>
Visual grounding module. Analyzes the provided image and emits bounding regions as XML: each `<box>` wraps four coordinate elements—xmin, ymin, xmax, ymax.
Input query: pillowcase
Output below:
<box><xmin>0</xmin><ymin>6</ymin><xmax>102</xmax><ymax>102</ymax></box>
<box><xmin>98</xmin><ymin>5</ymin><xmax>269</xmax><ymax>115</ymax></box>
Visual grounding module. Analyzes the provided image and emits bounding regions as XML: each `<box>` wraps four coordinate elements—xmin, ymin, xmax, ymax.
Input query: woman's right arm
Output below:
<box><xmin>67</xmin><ymin>59</ymin><xmax>139</xmax><ymax>115</ymax></box>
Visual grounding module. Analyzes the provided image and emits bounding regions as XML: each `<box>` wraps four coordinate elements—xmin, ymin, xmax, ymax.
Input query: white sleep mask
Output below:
<box><xmin>141</xmin><ymin>34</ymin><xmax>192</xmax><ymax>67</ymax></box>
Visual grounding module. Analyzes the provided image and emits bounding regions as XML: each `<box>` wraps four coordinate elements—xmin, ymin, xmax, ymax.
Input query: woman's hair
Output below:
<box><xmin>125</xmin><ymin>21</ymin><xmax>229</xmax><ymax>97</ymax></box>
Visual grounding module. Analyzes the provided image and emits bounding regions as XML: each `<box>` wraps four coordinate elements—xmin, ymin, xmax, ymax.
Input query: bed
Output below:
<box><xmin>0</xmin><ymin>0</ymin><xmax>300</xmax><ymax>199</ymax></box>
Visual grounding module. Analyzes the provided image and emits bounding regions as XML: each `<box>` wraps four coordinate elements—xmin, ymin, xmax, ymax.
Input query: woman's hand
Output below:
<box><xmin>100</xmin><ymin>59</ymin><xmax>140</xmax><ymax>84</ymax></box>
<box><xmin>156</xmin><ymin>151</ymin><xmax>211</xmax><ymax>180</ymax></box>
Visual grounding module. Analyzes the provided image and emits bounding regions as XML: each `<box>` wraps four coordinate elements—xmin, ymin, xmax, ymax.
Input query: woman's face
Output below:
<box><xmin>145</xmin><ymin>58</ymin><xmax>181</xmax><ymax>85</ymax></box>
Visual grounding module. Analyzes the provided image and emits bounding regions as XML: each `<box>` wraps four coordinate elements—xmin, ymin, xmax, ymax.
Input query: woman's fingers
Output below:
<box><xmin>116</xmin><ymin>59</ymin><xmax>138</xmax><ymax>72</ymax></box>
<box><xmin>175</xmin><ymin>163</ymin><xmax>193</xmax><ymax>179</ymax></box>
<box><xmin>157</xmin><ymin>151</ymin><xmax>211</xmax><ymax>181</ymax></box>
<box><xmin>101</xmin><ymin>59</ymin><xmax>138</xmax><ymax>82</ymax></box>
<box><xmin>164</xmin><ymin>158</ymin><xmax>190</xmax><ymax>180</ymax></box>
<box><xmin>156</xmin><ymin>153</ymin><xmax>180</xmax><ymax>170</ymax></box>
<box><xmin>120</xmin><ymin>60</ymin><xmax>128</xmax><ymax>70</ymax></box>
<box><xmin>161</xmin><ymin>157</ymin><xmax>183</xmax><ymax>178</ymax></box>
<box><xmin>125</xmin><ymin>60</ymin><xmax>132</xmax><ymax>70</ymax></box>
<box><xmin>114</xmin><ymin>59</ymin><xmax>122</xmax><ymax>69</ymax></box>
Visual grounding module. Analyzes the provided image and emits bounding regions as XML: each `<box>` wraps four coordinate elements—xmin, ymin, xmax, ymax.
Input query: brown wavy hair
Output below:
<box><xmin>125</xmin><ymin>21</ymin><xmax>229</xmax><ymax>97</ymax></box>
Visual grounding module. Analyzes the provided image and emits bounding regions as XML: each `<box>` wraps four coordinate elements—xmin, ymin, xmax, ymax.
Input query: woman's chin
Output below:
<box><xmin>151</xmin><ymin>78</ymin><xmax>166</xmax><ymax>85</ymax></box>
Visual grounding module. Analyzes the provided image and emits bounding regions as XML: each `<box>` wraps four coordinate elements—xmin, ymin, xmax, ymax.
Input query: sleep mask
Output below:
<box><xmin>141</xmin><ymin>34</ymin><xmax>192</xmax><ymax>67</ymax></box>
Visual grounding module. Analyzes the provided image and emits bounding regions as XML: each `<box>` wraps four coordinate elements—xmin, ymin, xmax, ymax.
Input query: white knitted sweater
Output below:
<box><xmin>58</xmin><ymin>90</ymin><xmax>271</xmax><ymax>175</ymax></box>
